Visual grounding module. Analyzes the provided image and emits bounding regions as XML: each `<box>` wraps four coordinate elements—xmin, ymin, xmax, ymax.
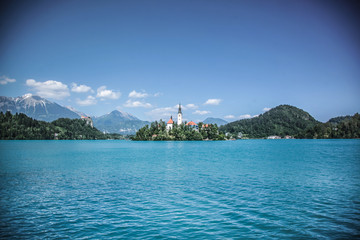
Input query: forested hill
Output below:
<box><xmin>302</xmin><ymin>113</ymin><xmax>360</xmax><ymax>139</ymax></box>
<box><xmin>328</xmin><ymin>116</ymin><xmax>352</xmax><ymax>125</ymax></box>
<box><xmin>220</xmin><ymin>105</ymin><xmax>319</xmax><ymax>138</ymax></box>
<box><xmin>0</xmin><ymin>111</ymin><xmax>123</xmax><ymax>140</ymax></box>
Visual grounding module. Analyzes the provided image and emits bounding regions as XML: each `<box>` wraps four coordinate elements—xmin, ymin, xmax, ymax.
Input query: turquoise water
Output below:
<box><xmin>0</xmin><ymin>140</ymin><xmax>359</xmax><ymax>239</ymax></box>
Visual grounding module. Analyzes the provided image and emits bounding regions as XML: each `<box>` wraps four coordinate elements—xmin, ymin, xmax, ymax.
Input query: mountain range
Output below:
<box><xmin>0</xmin><ymin>95</ymin><xmax>230</xmax><ymax>134</ymax></box>
<box><xmin>93</xmin><ymin>110</ymin><xmax>149</xmax><ymax>135</ymax></box>
<box><xmin>218</xmin><ymin>104</ymin><xmax>359</xmax><ymax>139</ymax></box>
<box><xmin>0</xmin><ymin>95</ymin><xmax>150</xmax><ymax>134</ymax></box>
<box><xmin>2</xmin><ymin>95</ymin><xmax>357</xmax><ymax>138</ymax></box>
<box><xmin>220</xmin><ymin>105</ymin><xmax>319</xmax><ymax>138</ymax></box>
<box><xmin>0</xmin><ymin>94</ymin><xmax>80</xmax><ymax>122</ymax></box>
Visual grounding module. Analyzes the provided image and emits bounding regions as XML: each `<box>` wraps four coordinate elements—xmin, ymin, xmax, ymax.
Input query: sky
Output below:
<box><xmin>0</xmin><ymin>0</ymin><xmax>359</xmax><ymax>122</ymax></box>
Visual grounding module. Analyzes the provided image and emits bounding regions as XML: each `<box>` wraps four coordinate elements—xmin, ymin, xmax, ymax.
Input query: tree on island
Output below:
<box><xmin>132</xmin><ymin>120</ymin><xmax>225</xmax><ymax>141</ymax></box>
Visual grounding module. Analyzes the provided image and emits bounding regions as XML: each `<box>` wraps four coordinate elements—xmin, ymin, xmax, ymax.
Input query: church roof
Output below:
<box><xmin>167</xmin><ymin>118</ymin><xmax>174</xmax><ymax>124</ymax></box>
<box><xmin>186</xmin><ymin>121</ymin><xmax>197</xmax><ymax>126</ymax></box>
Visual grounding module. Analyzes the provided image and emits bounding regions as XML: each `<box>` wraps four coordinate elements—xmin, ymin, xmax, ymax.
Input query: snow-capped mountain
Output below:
<box><xmin>0</xmin><ymin>94</ymin><xmax>80</xmax><ymax>122</ymax></box>
<box><xmin>0</xmin><ymin>95</ymin><xmax>149</xmax><ymax>134</ymax></box>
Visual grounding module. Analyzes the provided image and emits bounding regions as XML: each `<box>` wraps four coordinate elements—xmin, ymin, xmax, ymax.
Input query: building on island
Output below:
<box><xmin>177</xmin><ymin>103</ymin><xmax>182</xmax><ymax>125</ymax></box>
<box><xmin>186</xmin><ymin>121</ymin><xmax>198</xmax><ymax>131</ymax></box>
<box><xmin>166</xmin><ymin>103</ymin><xmax>199</xmax><ymax>131</ymax></box>
<box><xmin>81</xmin><ymin>116</ymin><xmax>94</xmax><ymax>128</ymax></box>
<box><xmin>166</xmin><ymin>116</ymin><xmax>174</xmax><ymax>131</ymax></box>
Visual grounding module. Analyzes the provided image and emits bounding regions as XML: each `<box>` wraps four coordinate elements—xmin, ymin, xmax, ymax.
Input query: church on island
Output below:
<box><xmin>166</xmin><ymin>104</ymin><xmax>199</xmax><ymax>131</ymax></box>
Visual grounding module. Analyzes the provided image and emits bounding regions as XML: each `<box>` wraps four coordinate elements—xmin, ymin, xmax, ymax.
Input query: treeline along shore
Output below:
<box><xmin>219</xmin><ymin>105</ymin><xmax>360</xmax><ymax>139</ymax></box>
<box><xmin>1</xmin><ymin>105</ymin><xmax>359</xmax><ymax>140</ymax></box>
<box><xmin>0</xmin><ymin>111</ymin><xmax>125</xmax><ymax>140</ymax></box>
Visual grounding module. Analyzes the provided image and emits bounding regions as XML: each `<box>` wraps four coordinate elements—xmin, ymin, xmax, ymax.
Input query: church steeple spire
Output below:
<box><xmin>177</xmin><ymin>103</ymin><xmax>183</xmax><ymax>125</ymax></box>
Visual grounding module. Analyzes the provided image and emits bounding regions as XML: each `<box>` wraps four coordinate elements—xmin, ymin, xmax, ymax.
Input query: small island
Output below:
<box><xmin>132</xmin><ymin>104</ymin><xmax>225</xmax><ymax>141</ymax></box>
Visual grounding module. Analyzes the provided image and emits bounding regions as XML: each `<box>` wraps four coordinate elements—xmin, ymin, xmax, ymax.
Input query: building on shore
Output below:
<box><xmin>81</xmin><ymin>116</ymin><xmax>93</xmax><ymax>128</ymax></box>
<box><xmin>267</xmin><ymin>135</ymin><xmax>281</xmax><ymax>139</ymax></box>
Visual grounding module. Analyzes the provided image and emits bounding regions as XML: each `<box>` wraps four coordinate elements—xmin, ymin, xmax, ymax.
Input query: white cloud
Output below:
<box><xmin>76</xmin><ymin>95</ymin><xmax>97</xmax><ymax>106</ymax></box>
<box><xmin>151</xmin><ymin>107</ymin><xmax>176</xmax><ymax>114</ymax></box>
<box><xmin>145</xmin><ymin>104</ymin><xmax>199</xmax><ymax>120</ymax></box>
<box><xmin>224</xmin><ymin>115</ymin><xmax>236</xmax><ymax>119</ymax></box>
<box><xmin>154</xmin><ymin>92</ymin><xmax>161</xmax><ymax>97</ymax></box>
<box><xmin>129</xmin><ymin>90</ymin><xmax>149</xmax><ymax>98</ymax></box>
<box><xmin>263</xmin><ymin>107</ymin><xmax>271</xmax><ymax>112</ymax></box>
<box><xmin>96</xmin><ymin>86</ymin><xmax>121</xmax><ymax>100</ymax></box>
<box><xmin>71</xmin><ymin>83</ymin><xmax>93</xmax><ymax>93</ymax></box>
<box><xmin>204</xmin><ymin>98</ymin><xmax>222</xmax><ymax>105</ymax></box>
<box><xmin>239</xmin><ymin>114</ymin><xmax>260</xmax><ymax>119</ymax></box>
<box><xmin>186</xmin><ymin>103</ymin><xmax>198</xmax><ymax>109</ymax></box>
<box><xmin>124</xmin><ymin>99</ymin><xmax>152</xmax><ymax>108</ymax></box>
<box><xmin>0</xmin><ymin>75</ymin><xmax>16</xmax><ymax>85</ymax></box>
<box><xmin>193</xmin><ymin>110</ymin><xmax>211</xmax><ymax>115</ymax></box>
<box><xmin>26</xmin><ymin>79</ymin><xmax>70</xmax><ymax>99</ymax></box>
<box><xmin>239</xmin><ymin>114</ymin><xmax>252</xmax><ymax>119</ymax></box>
<box><xmin>146</xmin><ymin>106</ymin><xmax>178</xmax><ymax>120</ymax></box>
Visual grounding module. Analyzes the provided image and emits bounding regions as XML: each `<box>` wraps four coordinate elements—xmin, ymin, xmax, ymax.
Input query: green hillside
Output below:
<box><xmin>220</xmin><ymin>105</ymin><xmax>319</xmax><ymax>138</ymax></box>
<box><xmin>302</xmin><ymin>113</ymin><xmax>360</xmax><ymax>139</ymax></box>
<box><xmin>0</xmin><ymin>111</ymin><xmax>123</xmax><ymax>140</ymax></box>
<box><xmin>327</xmin><ymin>115</ymin><xmax>352</xmax><ymax>125</ymax></box>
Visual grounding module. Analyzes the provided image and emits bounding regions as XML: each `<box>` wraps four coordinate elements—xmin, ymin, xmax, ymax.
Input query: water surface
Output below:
<box><xmin>0</xmin><ymin>140</ymin><xmax>359</xmax><ymax>239</ymax></box>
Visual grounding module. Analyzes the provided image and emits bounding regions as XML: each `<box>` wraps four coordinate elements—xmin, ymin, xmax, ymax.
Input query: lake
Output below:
<box><xmin>0</xmin><ymin>140</ymin><xmax>359</xmax><ymax>239</ymax></box>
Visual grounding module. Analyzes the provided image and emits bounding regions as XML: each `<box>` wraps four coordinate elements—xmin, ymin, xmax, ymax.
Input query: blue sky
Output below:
<box><xmin>1</xmin><ymin>0</ymin><xmax>359</xmax><ymax>122</ymax></box>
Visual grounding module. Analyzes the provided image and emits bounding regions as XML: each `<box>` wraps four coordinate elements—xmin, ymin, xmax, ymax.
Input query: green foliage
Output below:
<box><xmin>327</xmin><ymin>115</ymin><xmax>352</xmax><ymax>125</ymax></box>
<box><xmin>0</xmin><ymin>111</ymin><xmax>126</xmax><ymax>140</ymax></box>
<box><xmin>219</xmin><ymin>105</ymin><xmax>359</xmax><ymax>139</ymax></box>
<box><xmin>302</xmin><ymin>113</ymin><xmax>360</xmax><ymax>139</ymax></box>
<box><xmin>51</xmin><ymin>118</ymin><xmax>107</xmax><ymax>140</ymax></box>
<box><xmin>132</xmin><ymin>121</ymin><xmax>224</xmax><ymax>141</ymax></box>
<box><xmin>0</xmin><ymin>112</ymin><xmax>55</xmax><ymax>140</ymax></box>
<box><xmin>220</xmin><ymin>105</ymin><xmax>319</xmax><ymax>138</ymax></box>
<box><xmin>4</xmin><ymin>107</ymin><xmax>358</xmax><ymax>141</ymax></box>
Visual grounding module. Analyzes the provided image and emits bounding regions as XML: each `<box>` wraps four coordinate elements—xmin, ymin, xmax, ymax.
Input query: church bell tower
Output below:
<box><xmin>177</xmin><ymin>103</ymin><xmax>182</xmax><ymax>126</ymax></box>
